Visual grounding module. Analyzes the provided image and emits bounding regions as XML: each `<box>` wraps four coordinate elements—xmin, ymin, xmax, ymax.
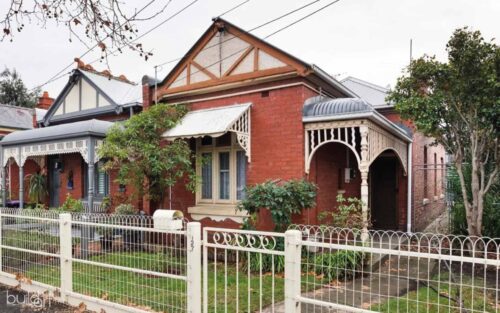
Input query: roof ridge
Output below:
<box><xmin>0</xmin><ymin>103</ymin><xmax>34</xmax><ymax>112</ymax></box>
<box><xmin>341</xmin><ymin>76</ymin><xmax>389</xmax><ymax>93</ymax></box>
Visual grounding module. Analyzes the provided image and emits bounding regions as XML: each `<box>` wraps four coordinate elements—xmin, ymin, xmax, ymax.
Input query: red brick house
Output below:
<box><xmin>143</xmin><ymin>18</ymin><xmax>445</xmax><ymax>232</ymax></box>
<box><xmin>1</xmin><ymin>18</ymin><xmax>445</xmax><ymax>232</ymax></box>
<box><xmin>0</xmin><ymin>65</ymin><xmax>143</xmax><ymax>211</ymax></box>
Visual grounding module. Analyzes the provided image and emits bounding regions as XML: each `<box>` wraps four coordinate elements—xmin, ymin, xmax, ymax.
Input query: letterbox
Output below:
<box><xmin>153</xmin><ymin>210</ymin><xmax>184</xmax><ymax>230</ymax></box>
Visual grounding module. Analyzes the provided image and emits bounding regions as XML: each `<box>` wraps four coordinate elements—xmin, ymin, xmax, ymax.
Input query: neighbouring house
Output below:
<box><xmin>0</xmin><ymin>63</ymin><xmax>142</xmax><ymax>211</ymax></box>
<box><xmin>0</xmin><ymin>101</ymin><xmax>47</xmax><ymax>204</ymax></box>
<box><xmin>141</xmin><ymin>18</ymin><xmax>444</xmax><ymax>232</ymax></box>
<box><xmin>340</xmin><ymin>77</ymin><xmax>446</xmax><ymax>230</ymax></box>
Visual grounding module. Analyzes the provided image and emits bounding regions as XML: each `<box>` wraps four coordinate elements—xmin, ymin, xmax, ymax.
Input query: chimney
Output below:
<box><xmin>37</xmin><ymin>91</ymin><xmax>54</xmax><ymax>110</ymax></box>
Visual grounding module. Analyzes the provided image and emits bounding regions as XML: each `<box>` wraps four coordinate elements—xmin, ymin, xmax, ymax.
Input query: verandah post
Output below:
<box><xmin>186</xmin><ymin>222</ymin><xmax>201</xmax><ymax>313</ymax></box>
<box><xmin>59</xmin><ymin>213</ymin><xmax>73</xmax><ymax>300</ymax></box>
<box><xmin>284</xmin><ymin>229</ymin><xmax>302</xmax><ymax>313</ymax></box>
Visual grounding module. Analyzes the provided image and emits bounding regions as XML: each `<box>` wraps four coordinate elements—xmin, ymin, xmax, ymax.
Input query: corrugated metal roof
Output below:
<box><xmin>80</xmin><ymin>70</ymin><xmax>142</xmax><ymax>106</ymax></box>
<box><xmin>303</xmin><ymin>97</ymin><xmax>373</xmax><ymax>118</ymax></box>
<box><xmin>0</xmin><ymin>119</ymin><xmax>113</xmax><ymax>145</ymax></box>
<box><xmin>340</xmin><ymin>77</ymin><xmax>390</xmax><ymax>107</ymax></box>
<box><xmin>0</xmin><ymin>104</ymin><xmax>34</xmax><ymax>130</ymax></box>
<box><xmin>163</xmin><ymin>103</ymin><xmax>251</xmax><ymax>139</ymax></box>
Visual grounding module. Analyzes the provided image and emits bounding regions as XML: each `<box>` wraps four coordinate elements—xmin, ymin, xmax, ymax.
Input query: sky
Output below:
<box><xmin>0</xmin><ymin>0</ymin><xmax>499</xmax><ymax>98</ymax></box>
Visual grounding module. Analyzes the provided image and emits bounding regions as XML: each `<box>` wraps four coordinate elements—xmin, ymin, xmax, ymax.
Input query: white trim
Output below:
<box><xmin>188</xmin><ymin>205</ymin><xmax>248</xmax><ymax>223</ymax></box>
<box><xmin>407</xmin><ymin>142</ymin><xmax>413</xmax><ymax>233</ymax></box>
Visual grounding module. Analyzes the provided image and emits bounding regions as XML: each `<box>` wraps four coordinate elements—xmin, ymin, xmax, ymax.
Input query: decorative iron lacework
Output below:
<box><xmin>229</xmin><ymin>109</ymin><xmax>251</xmax><ymax>162</ymax></box>
<box><xmin>2</xmin><ymin>147</ymin><xmax>19</xmax><ymax>167</ymax></box>
<box><xmin>304</xmin><ymin>119</ymin><xmax>408</xmax><ymax>174</ymax></box>
<box><xmin>3</xmin><ymin>139</ymin><xmax>103</xmax><ymax>167</ymax></box>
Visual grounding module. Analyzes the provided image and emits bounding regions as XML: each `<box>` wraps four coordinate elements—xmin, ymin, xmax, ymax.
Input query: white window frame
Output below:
<box><xmin>196</xmin><ymin>133</ymin><xmax>246</xmax><ymax>206</ymax></box>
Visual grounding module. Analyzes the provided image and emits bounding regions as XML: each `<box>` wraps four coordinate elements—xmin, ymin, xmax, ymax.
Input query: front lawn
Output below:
<box><xmin>25</xmin><ymin>251</ymin><xmax>326</xmax><ymax>313</ymax></box>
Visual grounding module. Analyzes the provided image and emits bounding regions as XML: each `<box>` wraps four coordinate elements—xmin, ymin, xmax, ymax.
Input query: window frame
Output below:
<box><xmin>196</xmin><ymin>133</ymin><xmax>246</xmax><ymax>205</ymax></box>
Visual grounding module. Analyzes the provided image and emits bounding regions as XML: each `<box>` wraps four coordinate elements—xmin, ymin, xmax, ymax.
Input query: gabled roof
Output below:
<box><xmin>157</xmin><ymin>18</ymin><xmax>356</xmax><ymax>100</ymax></box>
<box><xmin>340</xmin><ymin>76</ymin><xmax>391</xmax><ymax>107</ymax></box>
<box><xmin>0</xmin><ymin>104</ymin><xmax>34</xmax><ymax>130</ymax></box>
<box><xmin>43</xmin><ymin>67</ymin><xmax>141</xmax><ymax>125</ymax></box>
<box><xmin>0</xmin><ymin>119</ymin><xmax>113</xmax><ymax>146</ymax></box>
<box><xmin>79</xmin><ymin>70</ymin><xmax>142</xmax><ymax>106</ymax></box>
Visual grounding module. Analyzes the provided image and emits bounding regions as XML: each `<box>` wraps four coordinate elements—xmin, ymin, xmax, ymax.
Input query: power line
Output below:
<box><xmin>29</xmin><ymin>0</ymin><xmax>184</xmax><ymax>91</ymax></box>
<box><xmin>218</xmin><ymin>0</ymin><xmax>251</xmax><ymax>17</ymax></box>
<box><xmin>159</xmin><ymin>0</ymin><xmax>342</xmax><ymax>93</ymax></box>
<box><xmin>155</xmin><ymin>0</ymin><xmax>320</xmax><ymax>68</ymax></box>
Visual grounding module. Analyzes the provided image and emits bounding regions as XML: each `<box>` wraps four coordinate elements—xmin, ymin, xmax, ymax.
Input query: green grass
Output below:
<box><xmin>23</xmin><ymin>251</ymin><xmax>326</xmax><ymax>313</ymax></box>
<box><xmin>373</xmin><ymin>273</ymin><xmax>498</xmax><ymax>313</ymax></box>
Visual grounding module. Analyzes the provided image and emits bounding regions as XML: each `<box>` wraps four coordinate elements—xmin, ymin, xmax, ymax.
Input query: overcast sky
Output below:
<box><xmin>0</xmin><ymin>0</ymin><xmax>498</xmax><ymax>98</ymax></box>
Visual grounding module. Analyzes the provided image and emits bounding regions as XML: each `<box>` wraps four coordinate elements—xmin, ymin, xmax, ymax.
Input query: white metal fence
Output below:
<box><xmin>0</xmin><ymin>208</ymin><xmax>498</xmax><ymax>313</ymax></box>
<box><xmin>0</xmin><ymin>208</ymin><xmax>196</xmax><ymax>313</ymax></box>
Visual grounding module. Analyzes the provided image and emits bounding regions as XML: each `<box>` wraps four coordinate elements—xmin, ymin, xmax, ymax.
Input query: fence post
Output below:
<box><xmin>59</xmin><ymin>213</ymin><xmax>73</xmax><ymax>301</ymax></box>
<box><xmin>285</xmin><ymin>229</ymin><xmax>302</xmax><ymax>313</ymax></box>
<box><xmin>186</xmin><ymin>222</ymin><xmax>201</xmax><ymax>313</ymax></box>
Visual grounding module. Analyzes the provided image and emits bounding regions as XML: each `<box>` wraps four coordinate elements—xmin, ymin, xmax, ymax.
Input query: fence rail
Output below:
<box><xmin>0</xmin><ymin>208</ymin><xmax>498</xmax><ymax>313</ymax></box>
<box><xmin>0</xmin><ymin>208</ymin><xmax>191</xmax><ymax>313</ymax></box>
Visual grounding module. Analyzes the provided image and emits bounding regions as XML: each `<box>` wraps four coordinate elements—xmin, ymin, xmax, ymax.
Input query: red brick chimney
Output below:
<box><xmin>37</xmin><ymin>91</ymin><xmax>54</xmax><ymax>110</ymax></box>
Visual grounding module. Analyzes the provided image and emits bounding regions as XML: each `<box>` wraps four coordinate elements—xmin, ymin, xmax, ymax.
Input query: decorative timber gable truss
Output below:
<box><xmin>156</xmin><ymin>18</ymin><xmax>315</xmax><ymax>100</ymax></box>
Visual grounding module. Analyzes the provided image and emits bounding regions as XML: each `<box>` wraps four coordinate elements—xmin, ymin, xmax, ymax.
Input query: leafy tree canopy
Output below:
<box><xmin>387</xmin><ymin>27</ymin><xmax>499</xmax><ymax>236</ymax></box>
<box><xmin>99</xmin><ymin>104</ymin><xmax>196</xmax><ymax>206</ymax></box>
<box><xmin>0</xmin><ymin>67</ymin><xmax>39</xmax><ymax>107</ymax></box>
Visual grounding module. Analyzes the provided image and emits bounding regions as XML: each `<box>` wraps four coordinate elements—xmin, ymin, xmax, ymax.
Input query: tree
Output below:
<box><xmin>1</xmin><ymin>1</ymin><xmax>171</xmax><ymax>61</ymax></box>
<box><xmin>99</xmin><ymin>104</ymin><xmax>196</xmax><ymax>208</ymax></box>
<box><xmin>388</xmin><ymin>27</ymin><xmax>499</xmax><ymax>237</ymax></box>
<box><xmin>0</xmin><ymin>67</ymin><xmax>38</xmax><ymax>107</ymax></box>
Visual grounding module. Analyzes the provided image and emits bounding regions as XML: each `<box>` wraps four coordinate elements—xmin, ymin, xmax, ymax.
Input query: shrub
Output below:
<box><xmin>58</xmin><ymin>194</ymin><xmax>84</xmax><ymax>213</ymax></box>
<box><xmin>113</xmin><ymin>203</ymin><xmax>137</xmax><ymax>215</ymax></box>
<box><xmin>241</xmin><ymin>237</ymin><xmax>285</xmax><ymax>273</ymax></box>
<box><xmin>448</xmin><ymin>165</ymin><xmax>500</xmax><ymax>237</ymax></box>
<box><xmin>307</xmin><ymin>250</ymin><xmax>364</xmax><ymax>281</ymax></box>
<box><xmin>318</xmin><ymin>194</ymin><xmax>367</xmax><ymax>229</ymax></box>
<box><xmin>238</xmin><ymin>179</ymin><xmax>317</xmax><ymax>232</ymax></box>
<box><xmin>27</xmin><ymin>172</ymin><xmax>47</xmax><ymax>204</ymax></box>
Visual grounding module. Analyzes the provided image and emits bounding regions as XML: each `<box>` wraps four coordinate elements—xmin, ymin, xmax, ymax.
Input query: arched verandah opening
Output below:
<box><xmin>307</xmin><ymin>142</ymin><xmax>361</xmax><ymax>225</ymax></box>
<box><xmin>369</xmin><ymin>149</ymin><xmax>408</xmax><ymax>230</ymax></box>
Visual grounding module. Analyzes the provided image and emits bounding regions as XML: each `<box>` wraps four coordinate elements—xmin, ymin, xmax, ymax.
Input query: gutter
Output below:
<box><xmin>0</xmin><ymin>131</ymin><xmax>108</xmax><ymax>147</ymax></box>
<box><xmin>303</xmin><ymin>110</ymin><xmax>412</xmax><ymax>143</ymax></box>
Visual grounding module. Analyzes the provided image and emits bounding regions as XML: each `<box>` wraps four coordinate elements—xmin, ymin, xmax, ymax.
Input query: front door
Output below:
<box><xmin>48</xmin><ymin>157</ymin><xmax>61</xmax><ymax>208</ymax></box>
<box><xmin>370</xmin><ymin>157</ymin><xmax>398</xmax><ymax>230</ymax></box>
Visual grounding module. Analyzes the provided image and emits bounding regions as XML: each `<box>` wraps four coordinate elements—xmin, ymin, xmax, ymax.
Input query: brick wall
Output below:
<box><xmin>380</xmin><ymin>109</ymin><xmax>446</xmax><ymax>231</ymax></box>
<box><xmin>165</xmin><ymin>82</ymin><xmax>318</xmax><ymax>229</ymax></box>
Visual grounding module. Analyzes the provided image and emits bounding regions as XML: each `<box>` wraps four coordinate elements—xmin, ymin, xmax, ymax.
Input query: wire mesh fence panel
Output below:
<box><xmin>0</xmin><ymin>208</ymin><xmax>61</xmax><ymax>287</ymax></box>
<box><xmin>70</xmin><ymin>213</ymin><xmax>188</xmax><ymax>313</ymax></box>
<box><xmin>203</xmin><ymin>227</ymin><xmax>287</xmax><ymax>313</ymax></box>
<box><xmin>289</xmin><ymin>225</ymin><xmax>500</xmax><ymax>313</ymax></box>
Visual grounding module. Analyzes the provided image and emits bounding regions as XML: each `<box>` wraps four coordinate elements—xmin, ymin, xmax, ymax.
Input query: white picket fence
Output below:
<box><xmin>0</xmin><ymin>208</ymin><xmax>499</xmax><ymax>313</ymax></box>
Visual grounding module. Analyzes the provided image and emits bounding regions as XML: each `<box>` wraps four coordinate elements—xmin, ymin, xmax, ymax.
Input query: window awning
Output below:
<box><xmin>163</xmin><ymin>103</ymin><xmax>251</xmax><ymax>161</ymax></box>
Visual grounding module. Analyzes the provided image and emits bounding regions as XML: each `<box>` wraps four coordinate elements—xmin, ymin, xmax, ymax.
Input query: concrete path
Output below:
<box><xmin>264</xmin><ymin>249</ymin><xmax>438</xmax><ymax>312</ymax></box>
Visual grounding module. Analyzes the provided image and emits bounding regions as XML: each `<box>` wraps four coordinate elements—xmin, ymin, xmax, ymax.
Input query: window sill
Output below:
<box><xmin>188</xmin><ymin>205</ymin><xmax>248</xmax><ymax>223</ymax></box>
